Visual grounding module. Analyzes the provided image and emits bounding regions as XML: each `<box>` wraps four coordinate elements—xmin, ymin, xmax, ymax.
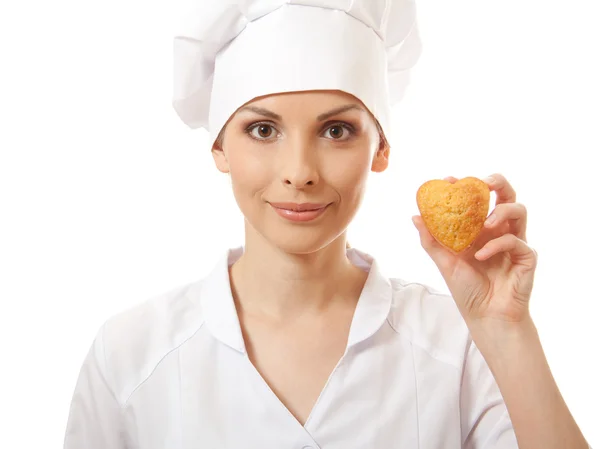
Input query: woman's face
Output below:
<box><xmin>212</xmin><ymin>90</ymin><xmax>389</xmax><ymax>253</ymax></box>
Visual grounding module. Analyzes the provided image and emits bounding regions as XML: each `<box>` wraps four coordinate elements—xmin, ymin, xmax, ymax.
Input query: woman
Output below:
<box><xmin>64</xmin><ymin>1</ymin><xmax>592</xmax><ymax>448</ymax></box>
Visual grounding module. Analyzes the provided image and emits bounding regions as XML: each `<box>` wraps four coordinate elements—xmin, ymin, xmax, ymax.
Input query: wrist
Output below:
<box><xmin>466</xmin><ymin>314</ymin><xmax>540</xmax><ymax>357</ymax></box>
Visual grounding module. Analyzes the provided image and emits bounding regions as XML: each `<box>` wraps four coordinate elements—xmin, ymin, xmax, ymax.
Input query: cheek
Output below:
<box><xmin>227</xmin><ymin>145</ymin><xmax>273</xmax><ymax>198</ymax></box>
<box><xmin>325</xmin><ymin>150</ymin><xmax>372</xmax><ymax>199</ymax></box>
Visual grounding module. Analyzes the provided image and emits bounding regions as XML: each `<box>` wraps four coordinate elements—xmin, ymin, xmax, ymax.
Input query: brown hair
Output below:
<box><xmin>213</xmin><ymin>111</ymin><xmax>388</xmax><ymax>253</ymax></box>
<box><xmin>213</xmin><ymin>126</ymin><xmax>226</xmax><ymax>150</ymax></box>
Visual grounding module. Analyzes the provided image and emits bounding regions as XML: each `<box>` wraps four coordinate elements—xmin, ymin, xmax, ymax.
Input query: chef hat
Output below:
<box><xmin>172</xmin><ymin>0</ymin><xmax>422</xmax><ymax>147</ymax></box>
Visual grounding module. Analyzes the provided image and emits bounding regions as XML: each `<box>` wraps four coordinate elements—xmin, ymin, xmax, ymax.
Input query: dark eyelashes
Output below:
<box><xmin>323</xmin><ymin>121</ymin><xmax>356</xmax><ymax>133</ymax></box>
<box><xmin>244</xmin><ymin>121</ymin><xmax>357</xmax><ymax>140</ymax></box>
<box><xmin>244</xmin><ymin>121</ymin><xmax>275</xmax><ymax>135</ymax></box>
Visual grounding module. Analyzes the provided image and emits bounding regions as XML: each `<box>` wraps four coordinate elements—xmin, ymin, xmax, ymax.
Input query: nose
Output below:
<box><xmin>280</xmin><ymin>136</ymin><xmax>320</xmax><ymax>188</ymax></box>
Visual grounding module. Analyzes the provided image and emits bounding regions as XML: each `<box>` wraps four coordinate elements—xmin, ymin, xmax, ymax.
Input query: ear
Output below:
<box><xmin>211</xmin><ymin>140</ymin><xmax>230</xmax><ymax>174</ymax></box>
<box><xmin>371</xmin><ymin>140</ymin><xmax>390</xmax><ymax>173</ymax></box>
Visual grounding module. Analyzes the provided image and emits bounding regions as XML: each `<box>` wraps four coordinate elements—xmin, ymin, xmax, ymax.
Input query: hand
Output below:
<box><xmin>412</xmin><ymin>173</ymin><xmax>538</xmax><ymax>327</ymax></box>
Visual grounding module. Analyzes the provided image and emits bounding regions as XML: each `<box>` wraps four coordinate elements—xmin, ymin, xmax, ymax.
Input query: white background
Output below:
<box><xmin>1</xmin><ymin>0</ymin><xmax>599</xmax><ymax>447</ymax></box>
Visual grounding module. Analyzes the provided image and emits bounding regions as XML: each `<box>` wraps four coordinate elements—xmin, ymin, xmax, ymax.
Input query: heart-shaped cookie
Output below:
<box><xmin>416</xmin><ymin>177</ymin><xmax>490</xmax><ymax>253</ymax></box>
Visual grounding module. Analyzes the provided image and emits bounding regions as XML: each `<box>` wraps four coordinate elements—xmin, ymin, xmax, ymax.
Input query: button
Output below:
<box><xmin>302</xmin><ymin>446</ymin><xmax>314</xmax><ymax>449</ymax></box>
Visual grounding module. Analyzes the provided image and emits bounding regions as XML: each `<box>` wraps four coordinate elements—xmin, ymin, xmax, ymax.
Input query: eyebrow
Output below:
<box><xmin>239</xmin><ymin>104</ymin><xmax>365</xmax><ymax>122</ymax></box>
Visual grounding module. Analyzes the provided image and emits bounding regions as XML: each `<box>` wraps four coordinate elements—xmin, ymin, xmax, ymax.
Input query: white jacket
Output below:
<box><xmin>64</xmin><ymin>246</ymin><xmax>520</xmax><ymax>448</ymax></box>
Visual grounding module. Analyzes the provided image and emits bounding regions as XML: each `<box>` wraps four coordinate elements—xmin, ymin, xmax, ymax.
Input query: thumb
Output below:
<box><xmin>412</xmin><ymin>215</ymin><xmax>455</xmax><ymax>275</ymax></box>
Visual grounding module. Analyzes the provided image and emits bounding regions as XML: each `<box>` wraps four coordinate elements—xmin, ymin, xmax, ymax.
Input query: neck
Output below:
<box><xmin>229</xmin><ymin>232</ymin><xmax>366</xmax><ymax>321</ymax></box>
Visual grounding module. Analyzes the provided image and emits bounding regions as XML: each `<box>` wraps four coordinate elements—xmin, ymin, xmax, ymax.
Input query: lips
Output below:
<box><xmin>268</xmin><ymin>202</ymin><xmax>331</xmax><ymax>222</ymax></box>
<box><xmin>269</xmin><ymin>202</ymin><xmax>329</xmax><ymax>212</ymax></box>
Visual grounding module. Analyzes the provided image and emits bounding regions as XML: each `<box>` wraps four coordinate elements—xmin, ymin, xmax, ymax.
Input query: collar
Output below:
<box><xmin>197</xmin><ymin>246</ymin><xmax>393</xmax><ymax>353</ymax></box>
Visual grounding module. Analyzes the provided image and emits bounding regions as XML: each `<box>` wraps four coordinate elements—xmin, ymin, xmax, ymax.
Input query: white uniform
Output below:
<box><xmin>64</xmin><ymin>247</ymin><xmax>519</xmax><ymax>448</ymax></box>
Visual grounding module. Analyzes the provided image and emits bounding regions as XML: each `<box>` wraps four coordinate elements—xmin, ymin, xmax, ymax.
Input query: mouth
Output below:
<box><xmin>268</xmin><ymin>202</ymin><xmax>331</xmax><ymax>222</ymax></box>
<box><xmin>269</xmin><ymin>202</ymin><xmax>329</xmax><ymax>212</ymax></box>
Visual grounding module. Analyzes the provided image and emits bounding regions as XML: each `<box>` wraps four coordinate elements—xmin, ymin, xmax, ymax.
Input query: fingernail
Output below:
<box><xmin>475</xmin><ymin>249</ymin><xmax>489</xmax><ymax>259</ymax></box>
<box><xmin>483</xmin><ymin>176</ymin><xmax>495</xmax><ymax>185</ymax></box>
<box><xmin>485</xmin><ymin>214</ymin><xmax>496</xmax><ymax>226</ymax></box>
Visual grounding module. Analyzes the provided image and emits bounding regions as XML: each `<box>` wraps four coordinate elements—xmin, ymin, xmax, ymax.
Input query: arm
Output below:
<box><xmin>413</xmin><ymin>173</ymin><xmax>592</xmax><ymax>448</ymax></box>
<box><xmin>63</xmin><ymin>325</ymin><xmax>127</xmax><ymax>449</ymax></box>
<box><xmin>460</xmin><ymin>335</ymin><xmax>518</xmax><ymax>448</ymax></box>
<box><xmin>467</xmin><ymin>317</ymin><xmax>590</xmax><ymax>449</ymax></box>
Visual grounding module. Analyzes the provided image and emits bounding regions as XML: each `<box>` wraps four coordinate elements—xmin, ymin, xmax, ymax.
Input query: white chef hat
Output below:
<box><xmin>172</xmin><ymin>0</ymin><xmax>422</xmax><ymax>148</ymax></box>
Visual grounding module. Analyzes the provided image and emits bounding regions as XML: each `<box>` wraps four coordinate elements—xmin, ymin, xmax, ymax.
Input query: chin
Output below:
<box><xmin>253</xmin><ymin>223</ymin><xmax>341</xmax><ymax>255</ymax></box>
<box><xmin>271</xmin><ymin>236</ymin><xmax>332</xmax><ymax>255</ymax></box>
<box><xmin>242</xmin><ymin>203</ymin><xmax>351</xmax><ymax>254</ymax></box>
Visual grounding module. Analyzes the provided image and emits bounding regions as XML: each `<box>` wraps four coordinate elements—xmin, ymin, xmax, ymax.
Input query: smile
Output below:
<box><xmin>269</xmin><ymin>203</ymin><xmax>331</xmax><ymax>222</ymax></box>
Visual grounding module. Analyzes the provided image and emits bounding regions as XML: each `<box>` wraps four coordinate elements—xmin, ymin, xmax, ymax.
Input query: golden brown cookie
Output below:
<box><xmin>416</xmin><ymin>177</ymin><xmax>490</xmax><ymax>253</ymax></box>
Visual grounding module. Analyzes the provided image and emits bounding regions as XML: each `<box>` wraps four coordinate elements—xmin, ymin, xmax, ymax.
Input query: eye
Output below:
<box><xmin>323</xmin><ymin>123</ymin><xmax>354</xmax><ymax>140</ymax></box>
<box><xmin>247</xmin><ymin>123</ymin><xmax>278</xmax><ymax>140</ymax></box>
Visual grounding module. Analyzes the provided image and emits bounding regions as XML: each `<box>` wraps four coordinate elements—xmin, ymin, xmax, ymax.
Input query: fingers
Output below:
<box><xmin>443</xmin><ymin>172</ymin><xmax>517</xmax><ymax>206</ymax></box>
<box><xmin>412</xmin><ymin>215</ymin><xmax>440</xmax><ymax>252</ymax></box>
<box><xmin>444</xmin><ymin>173</ymin><xmax>516</xmax><ymax>206</ymax></box>
<box><xmin>474</xmin><ymin>233</ymin><xmax>537</xmax><ymax>265</ymax></box>
<box><xmin>483</xmin><ymin>173</ymin><xmax>517</xmax><ymax>205</ymax></box>
<box><xmin>484</xmin><ymin>202</ymin><xmax>528</xmax><ymax>240</ymax></box>
<box><xmin>412</xmin><ymin>215</ymin><xmax>455</xmax><ymax>274</ymax></box>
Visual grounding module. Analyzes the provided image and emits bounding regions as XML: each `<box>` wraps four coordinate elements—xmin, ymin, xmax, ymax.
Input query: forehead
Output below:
<box><xmin>248</xmin><ymin>89</ymin><xmax>360</xmax><ymax>105</ymax></box>
<box><xmin>235</xmin><ymin>90</ymin><xmax>370</xmax><ymax>118</ymax></box>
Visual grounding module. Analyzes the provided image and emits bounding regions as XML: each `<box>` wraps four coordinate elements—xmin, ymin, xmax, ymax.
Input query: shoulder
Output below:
<box><xmin>386</xmin><ymin>277</ymin><xmax>471</xmax><ymax>370</ymax></box>
<box><xmin>94</xmin><ymin>279</ymin><xmax>206</xmax><ymax>405</ymax></box>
